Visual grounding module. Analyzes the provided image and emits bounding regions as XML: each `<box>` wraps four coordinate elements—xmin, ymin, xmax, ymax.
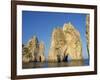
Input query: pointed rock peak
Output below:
<box><xmin>32</xmin><ymin>35</ymin><xmax>38</xmax><ymax>42</ymax></box>
<box><xmin>63</xmin><ymin>22</ymin><xmax>75</xmax><ymax>32</ymax></box>
<box><xmin>53</xmin><ymin>27</ymin><xmax>62</xmax><ymax>33</ymax></box>
<box><xmin>52</xmin><ymin>28</ymin><xmax>58</xmax><ymax>35</ymax></box>
<box><xmin>52</xmin><ymin>28</ymin><xmax>64</xmax><ymax>38</ymax></box>
<box><xmin>26</xmin><ymin>35</ymin><xmax>39</xmax><ymax>47</ymax></box>
<box><xmin>32</xmin><ymin>35</ymin><xmax>37</xmax><ymax>40</ymax></box>
<box><xmin>68</xmin><ymin>22</ymin><xmax>72</xmax><ymax>25</ymax></box>
<box><xmin>64</xmin><ymin>22</ymin><xmax>73</xmax><ymax>27</ymax></box>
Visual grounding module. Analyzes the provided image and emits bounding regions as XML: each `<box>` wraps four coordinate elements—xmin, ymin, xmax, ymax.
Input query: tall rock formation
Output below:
<box><xmin>28</xmin><ymin>36</ymin><xmax>39</xmax><ymax>61</ymax></box>
<box><xmin>36</xmin><ymin>41</ymin><xmax>45</xmax><ymax>62</ymax></box>
<box><xmin>63</xmin><ymin>22</ymin><xmax>83</xmax><ymax>60</ymax></box>
<box><xmin>48</xmin><ymin>22</ymin><xmax>83</xmax><ymax>62</ymax></box>
<box><xmin>48</xmin><ymin>28</ymin><xmax>66</xmax><ymax>62</ymax></box>
<box><xmin>86</xmin><ymin>15</ymin><xmax>90</xmax><ymax>58</ymax></box>
<box><xmin>22</xmin><ymin>36</ymin><xmax>45</xmax><ymax>63</ymax></box>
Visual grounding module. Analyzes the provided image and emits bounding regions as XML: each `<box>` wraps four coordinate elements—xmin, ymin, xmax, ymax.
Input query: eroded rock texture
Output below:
<box><xmin>86</xmin><ymin>15</ymin><xmax>90</xmax><ymax>57</ymax></box>
<box><xmin>63</xmin><ymin>22</ymin><xmax>83</xmax><ymax>60</ymax></box>
<box><xmin>36</xmin><ymin>41</ymin><xmax>45</xmax><ymax>62</ymax></box>
<box><xmin>48</xmin><ymin>22</ymin><xmax>83</xmax><ymax>62</ymax></box>
<box><xmin>22</xmin><ymin>36</ymin><xmax>45</xmax><ymax>63</ymax></box>
<box><xmin>48</xmin><ymin>28</ymin><xmax>66</xmax><ymax>62</ymax></box>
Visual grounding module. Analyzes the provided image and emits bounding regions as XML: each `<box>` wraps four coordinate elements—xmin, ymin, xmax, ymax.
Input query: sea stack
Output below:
<box><xmin>36</xmin><ymin>41</ymin><xmax>45</xmax><ymax>62</ymax></box>
<box><xmin>86</xmin><ymin>15</ymin><xmax>90</xmax><ymax>57</ymax></box>
<box><xmin>22</xmin><ymin>36</ymin><xmax>45</xmax><ymax>63</ymax></box>
<box><xmin>63</xmin><ymin>22</ymin><xmax>83</xmax><ymax>60</ymax></box>
<box><xmin>48</xmin><ymin>22</ymin><xmax>83</xmax><ymax>62</ymax></box>
<box><xmin>48</xmin><ymin>28</ymin><xmax>66</xmax><ymax>62</ymax></box>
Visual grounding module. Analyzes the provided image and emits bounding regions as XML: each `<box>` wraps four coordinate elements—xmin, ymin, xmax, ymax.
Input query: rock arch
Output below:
<box><xmin>48</xmin><ymin>22</ymin><xmax>83</xmax><ymax>62</ymax></box>
<box><xmin>48</xmin><ymin>28</ymin><xmax>66</xmax><ymax>62</ymax></box>
<box><xmin>22</xmin><ymin>36</ymin><xmax>45</xmax><ymax>63</ymax></box>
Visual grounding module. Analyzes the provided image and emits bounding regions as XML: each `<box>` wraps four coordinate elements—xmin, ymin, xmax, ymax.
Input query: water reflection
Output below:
<box><xmin>22</xmin><ymin>59</ymin><xmax>89</xmax><ymax>69</ymax></box>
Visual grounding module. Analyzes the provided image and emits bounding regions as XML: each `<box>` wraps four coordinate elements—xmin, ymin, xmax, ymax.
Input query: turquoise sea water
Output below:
<box><xmin>22</xmin><ymin>59</ymin><xmax>89</xmax><ymax>69</ymax></box>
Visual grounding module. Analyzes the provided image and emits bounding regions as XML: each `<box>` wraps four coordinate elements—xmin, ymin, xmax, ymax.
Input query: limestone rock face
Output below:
<box><xmin>86</xmin><ymin>15</ymin><xmax>90</xmax><ymax>56</ymax></box>
<box><xmin>63</xmin><ymin>22</ymin><xmax>83</xmax><ymax>60</ymax></box>
<box><xmin>22</xmin><ymin>36</ymin><xmax>45</xmax><ymax>63</ymax></box>
<box><xmin>48</xmin><ymin>28</ymin><xmax>66</xmax><ymax>62</ymax></box>
<box><xmin>36</xmin><ymin>42</ymin><xmax>45</xmax><ymax>62</ymax></box>
<box><xmin>48</xmin><ymin>22</ymin><xmax>83</xmax><ymax>62</ymax></box>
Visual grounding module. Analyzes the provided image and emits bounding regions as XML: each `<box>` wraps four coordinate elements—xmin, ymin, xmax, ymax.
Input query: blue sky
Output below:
<box><xmin>22</xmin><ymin>11</ymin><xmax>88</xmax><ymax>59</ymax></box>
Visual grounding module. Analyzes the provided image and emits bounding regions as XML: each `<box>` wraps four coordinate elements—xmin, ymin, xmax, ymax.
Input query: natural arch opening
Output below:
<box><xmin>39</xmin><ymin>56</ymin><xmax>41</xmax><ymax>62</ymax></box>
<box><xmin>57</xmin><ymin>55</ymin><xmax>61</xmax><ymax>62</ymax></box>
<box><xmin>63</xmin><ymin>55</ymin><xmax>68</xmax><ymax>62</ymax></box>
<box><xmin>63</xmin><ymin>53</ymin><xmax>72</xmax><ymax>62</ymax></box>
